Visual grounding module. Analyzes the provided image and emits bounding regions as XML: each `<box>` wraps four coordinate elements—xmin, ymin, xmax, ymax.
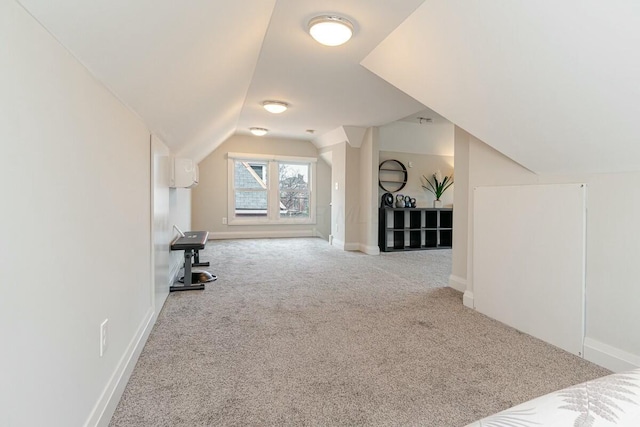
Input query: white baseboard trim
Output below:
<box><xmin>331</xmin><ymin>238</ymin><xmax>345</xmax><ymax>250</ymax></box>
<box><xmin>344</xmin><ymin>242</ymin><xmax>360</xmax><ymax>251</ymax></box>
<box><xmin>315</xmin><ymin>229</ymin><xmax>327</xmax><ymax>241</ymax></box>
<box><xmin>87</xmin><ymin>307</ymin><xmax>155</xmax><ymax>427</ymax></box>
<box><xmin>359</xmin><ymin>244</ymin><xmax>380</xmax><ymax>255</ymax></box>
<box><xmin>463</xmin><ymin>290</ymin><xmax>474</xmax><ymax>308</ymax></box>
<box><xmin>448</xmin><ymin>274</ymin><xmax>467</xmax><ymax>292</ymax></box>
<box><xmin>208</xmin><ymin>229</ymin><xmax>316</xmax><ymax>240</ymax></box>
<box><xmin>169</xmin><ymin>258</ymin><xmax>181</xmax><ymax>285</ymax></box>
<box><xmin>583</xmin><ymin>337</ymin><xmax>640</xmax><ymax>372</ymax></box>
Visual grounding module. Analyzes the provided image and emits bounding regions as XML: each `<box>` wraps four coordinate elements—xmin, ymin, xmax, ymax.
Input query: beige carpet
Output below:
<box><xmin>110</xmin><ymin>238</ymin><xmax>609</xmax><ymax>426</ymax></box>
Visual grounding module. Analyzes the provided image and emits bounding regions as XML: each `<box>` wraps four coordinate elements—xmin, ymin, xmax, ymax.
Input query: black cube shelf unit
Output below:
<box><xmin>378</xmin><ymin>207</ymin><xmax>453</xmax><ymax>252</ymax></box>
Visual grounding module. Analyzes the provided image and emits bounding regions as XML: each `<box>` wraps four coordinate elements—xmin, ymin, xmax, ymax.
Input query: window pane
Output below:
<box><xmin>235</xmin><ymin>190</ymin><xmax>267</xmax><ymax>217</ymax></box>
<box><xmin>279</xmin><ymin>163</ymin><xmax>308</xmax><ymax>190</ymax></box>
<box><xmin>280</xmin><ymin>191</ymin><xmax>309</xmax><ymax>218</ymax></box>
<box><xmin>278</xmin><ymin>163</ymin><xmax>310</xmax><ymax>218</ymax></box>
<box><xmin>235</xmin><ymin>161</ymin><xmax>267</xmax><ymax>189</ymax></box>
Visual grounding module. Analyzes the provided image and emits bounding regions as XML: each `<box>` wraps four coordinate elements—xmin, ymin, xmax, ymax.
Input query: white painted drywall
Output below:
<box><xmin>363</xmin><ymin>0</ymin><xmax>640</xmax><ymax>175</ymax></box>
<box><xmin>359</xmin><ymin>128</ymin><xmax>380</xmax><ymax>254</ymax></box>
<box><xmin>474</xmin><ymin>184</ymin><xmax>586</xmax><ymax>356</ymax></box>
<box><xmin>191</xmin><ymin>134</ymin><xmax>330</xmax><ymax>240</ymax></box>
<box><xmin>463</xmin><ymin>137</ymin><xmax>539</xmax><ymax>308</ymax></box>
<box><xmin>151</xmin><ymin>136</ymin><xmax>192</xmax><ymax>308</ymax></box>
<box><xmin>450</xmin><ymin>127</ymin><xmax>470</xmax><ymax>292</ymax></box>
<box><xmin>168</xmin><ymin>187</ymin><xmax>191</xmax><ymax>280</ymax></box>
<box><xmin>151</xmin><ymin>136</ymin><xmax>171</xmax><ymax>317</ymax></box>
<box><xmin>0</xmin><ymin>1</ymin><xmax>152</xmax><ymax>425</ymax></box>
<box><xmin>330</xmin><ymin>142</ymin><xmax>347</xmax><ymax>248</ymax></box>
<box><xmin>458</xmin><ymin>134</ymin><xmax>640</xmax><ymax>371</ymax></box>
<box><xmin>379</xmin><ymin>120</ymin><xmax>454</xmax><ymax>156</ymax></box>
<box><xmin>378</xmin><ymin>151</ymin><xmax>454</xmax><ymax>209</ymax></box>
<box><xmin>17</xmin><ymin>0</ymin><xmax>277</xmax><ymax>163</ymax></box>
<box><xmin>344</xmin><ymin>144</ymin><xmax>361</xmax><ymax>249</ymax></box>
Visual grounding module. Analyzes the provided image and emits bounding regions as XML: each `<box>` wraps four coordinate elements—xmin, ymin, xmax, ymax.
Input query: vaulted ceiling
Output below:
<box><xmin>17</xmin><ymin>0</ymin><xmax>426</xmax><ymax>162</ymax></box>
<box><xmin>363</xmin><ymin>0</ymin><xmax>640</xmax><ymax>174</ymax></box>
<box><xmin>17</xmin><ymin>1</ymin><xmax>640</xmax><ymax>174</ymax></box>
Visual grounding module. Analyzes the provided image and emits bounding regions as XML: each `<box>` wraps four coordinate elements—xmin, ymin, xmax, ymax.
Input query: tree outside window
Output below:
<box><xmin>279</xmin><ymin>163</ymin><xmax>310</xmax><ymax>218</ymax></box>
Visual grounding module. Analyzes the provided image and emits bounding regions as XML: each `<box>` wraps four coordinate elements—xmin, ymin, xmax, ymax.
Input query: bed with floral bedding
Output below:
<box><xmin>465</xmin><ymin>368</ymin><xmax>640</xmax><ymax>426</ymax></box>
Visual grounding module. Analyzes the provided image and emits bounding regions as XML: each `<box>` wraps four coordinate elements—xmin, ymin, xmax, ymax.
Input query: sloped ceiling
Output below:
<box><xmin>18</xmin><ymin>0</ymin><xmax>426</xmax><ymax>163</ymax></box>
<box><xmin>363</xmin><ymin>0</ymin><xmax>640</xmax><ymax>175</ymax></box>
<box><xmin>17</xmin><ymin>0</ymin><xmax>275</xmax><ymax>162</ymax></box>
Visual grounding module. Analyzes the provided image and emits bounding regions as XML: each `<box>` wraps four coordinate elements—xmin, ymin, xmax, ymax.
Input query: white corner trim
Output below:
<box><xmin>312</xmin><ymin>126</ymin><xmax>348</xmax><ymax>149</ymax></box>
<box><xmin>331</xmin><ymin>237</ymin><xmax>345</xmax><ymax>250</ymax></box>
<box><xmin>88</xmin><ymin>307</ymin><xmax>155</xmax><ymax>427</ymax></box>
<box><xmin>583</xmin><ymin>337</ymin><xmax>640</xmax><ymax>372</ymax></box>
<box><xmin>359</xmin><ymin>244</ymin><xmax>380</xmax><ymax>255</ymax></box>
<box><xmin>448</xmin><ymin>274</ymin><xmax>467</xmax><ymax>292</ymax></box>
<box><xmin>208</xmin><ymin>229</ymin><xmax>316</xmax><ymax>240</ymax></box>
<box><xmin>343</xmin><ymin>126</ymin><xmax>367</xmax><ymax>148</ymax></box>
<box><xmin>463</xmin><ymin>290</ymin><xmax>474</xmax><ymax>309</ymax></box>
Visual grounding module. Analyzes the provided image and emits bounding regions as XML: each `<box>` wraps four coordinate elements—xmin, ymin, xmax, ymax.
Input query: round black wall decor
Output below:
<box><xmin>378</xmin><ymin>159</ymin><xmax>408</xmax><ymax>192</ymax></box>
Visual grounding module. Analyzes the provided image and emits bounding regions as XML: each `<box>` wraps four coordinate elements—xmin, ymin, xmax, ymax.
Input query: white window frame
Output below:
<box><xmin>227</xmin><ymin>153</ymin><xmax>317</xmax><ymax>225</ymax></box>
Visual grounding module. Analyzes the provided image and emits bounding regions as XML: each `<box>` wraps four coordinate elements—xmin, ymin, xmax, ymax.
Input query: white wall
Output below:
<box><xmin>0</xmin><ymin>1</ymin><xmax>153</xmax><ymax>425</ymax></box>
<box><xmin>151</xmin><ymin>136</ymin><xmax>192</xmax><ymax>310</ymax></box>
<box><xmin>168</xmin><ymin>187</ymin><xmax>191</xmax><ymax>280</ymax></box>
<box><xmin>379</xmin><ymin>120</ymin><xmax>454</xmax><ymax>156</ymax></box>
<box><xmin>358</xmin><ymin>128</ymin><xmax>380</xmax><ymax>254</ymax></box>
<box><xmin>378</xmin><ymin>151</ymin><xmax>454</xmax><ymax>208</ymax></box>
<box><xmin>320</xmin><ymin>129</ymin><xmax>380</xmax><ymax>254</ymax></box>
<box><xmin>329</xmin><ymin>142</ymin><xmax>347</xmax><ymax>247</ymax></box>
<box><xmin>192</xmin><ymin>134</ymin><xmax>331</xmax><ymax>240</ymax></box>
<box><xmin>363</xmin><ymin>0</ymin><xmax>640</xmax><ymax>175</ymax></box>
<box><xmin>450</xmin><ymin>127</ymin><xmax>470</xmax><ymax>293</ymax></box>
<box><xmin>457</xmin><ymin>134</ymin><xmax>640</xmax><ymax>371</ymax></box>
<box><xmin>345</xmin><ymin>143</ymin><xmax>361</xmax><ymax>249</ymax></box>
<box><xmin>151</xmin><ymin>136</ymin><xmax>171</xmax><ymax>316</ymax></box>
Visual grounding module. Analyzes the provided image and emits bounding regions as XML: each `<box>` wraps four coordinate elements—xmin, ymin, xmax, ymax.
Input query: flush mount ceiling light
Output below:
<box><xmin>308</xmin><ymin>15</ymin><xmax>354</xmax><ymax>46</ymax></box>
<box><xmin>249</xmin><ymin>127</ymin><xmax>268</xmax><ymax>136</ymax></box>
<box><xmin>263</xmin><ymin>101</ymin><xmax>288</xmax><ymax>114</ymax></box>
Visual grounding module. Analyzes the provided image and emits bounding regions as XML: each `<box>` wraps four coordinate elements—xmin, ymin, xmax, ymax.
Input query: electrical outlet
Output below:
<box><xmin>222</xmin><ymin>217</ymin><xmax>227</xmax><ymax>224</ymax></box>
<box><xmin>100</xmin><ymin>319</ymin><xmax>108</xmax><ymax>357</ymax></box>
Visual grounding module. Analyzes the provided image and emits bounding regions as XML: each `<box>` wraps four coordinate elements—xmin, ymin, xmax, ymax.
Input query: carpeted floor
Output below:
<box><xmin>110</xmin><ymin>238</ymin><xmax>609</xmax><ymax>426</ymax></box>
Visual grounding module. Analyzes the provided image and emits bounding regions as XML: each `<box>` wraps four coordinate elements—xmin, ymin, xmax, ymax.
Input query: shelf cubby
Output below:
<box><xmin>439</xmin><ymin>230</ymin><xmax>453</xmax><ymax>248</ymax></box>
<box><xmin>425</xmin><ymin>210</ymin><xmax>438</xmax><ymax>228</ymax></box>
<box><xmin>378</xmin><ymin>207</ymin><xmax>453</xmax><ymax>252</ymax></box>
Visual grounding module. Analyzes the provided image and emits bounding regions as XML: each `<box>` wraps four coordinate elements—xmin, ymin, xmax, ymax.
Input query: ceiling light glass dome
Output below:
<box><xmin>263</xmin><ymin>101</ymin><xmax>288</xmax><ymax>114</ymax></box>
<box><xmin>249</xmin><ymin>127</ymin><xmax>268</xmax><ymax>136</ymax></box>
<box><xmin>308</xmin><ymin>15</ymin><xmax>354</xmax><ymax>47</ymax></box>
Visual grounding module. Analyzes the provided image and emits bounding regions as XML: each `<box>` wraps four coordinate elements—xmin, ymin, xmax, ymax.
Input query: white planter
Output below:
<box><xmin>433</xmin><ymin>199</ymin><xmax>443</xmax><ymax>208</ymax></box>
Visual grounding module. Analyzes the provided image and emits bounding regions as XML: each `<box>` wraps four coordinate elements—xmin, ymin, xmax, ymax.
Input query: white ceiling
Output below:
<box><xmin>363</xmin><ymin>0</ymin><xmax>640</xmax><ymax>175</ymax></box>
<box><xmin>397</xmin><ymin>106</ymin><xmax>449</xmax><ymax>126</ymax></box>
<box><xmin>18</xmin><ymin>0</ymin><xmax>426</xmax><ymax>162</ymax></box>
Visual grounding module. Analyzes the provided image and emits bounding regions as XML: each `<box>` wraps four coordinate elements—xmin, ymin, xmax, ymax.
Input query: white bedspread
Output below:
<box><xmin>466</xmin><ymin>368</ymin><xmax>640</xmax><ymax>426</ymax></box>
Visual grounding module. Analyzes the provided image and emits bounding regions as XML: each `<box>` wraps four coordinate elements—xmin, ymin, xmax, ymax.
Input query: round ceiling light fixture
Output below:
<box><xmin>249</xmin><ymin>127</ymin><xmax>268</xmax><ymax>136</ymax></box>
<box><xmin>308</xmin><ymin>15</ymin><xmax>354</xmax><ymax>46</ymax></box>
<box><xmin>263</xmin><ymin>101</ymin><xmax>288</xmax><ymax>114</ymax></box>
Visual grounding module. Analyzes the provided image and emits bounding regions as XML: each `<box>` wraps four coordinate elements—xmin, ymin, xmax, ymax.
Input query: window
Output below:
<box><xmin>234</xmin><ymin>161</ymin><xmax>268</xmax><ymax>218</ymax></box>
<box><xmin>279</xmin><ymin>163</ymin><xmax>310</xmax><ymax>219</ymax></box>
<box><xmin>228</xmin><ymin>153</ymin><xmax>316</xmax><ymax>225</ymax></box>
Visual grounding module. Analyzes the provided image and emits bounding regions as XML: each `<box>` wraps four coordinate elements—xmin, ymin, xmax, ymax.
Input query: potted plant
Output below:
<box><xmin>421</xmin><ymin>170</ymin><xmax>453</xmax><ymax>208</ymax></box>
